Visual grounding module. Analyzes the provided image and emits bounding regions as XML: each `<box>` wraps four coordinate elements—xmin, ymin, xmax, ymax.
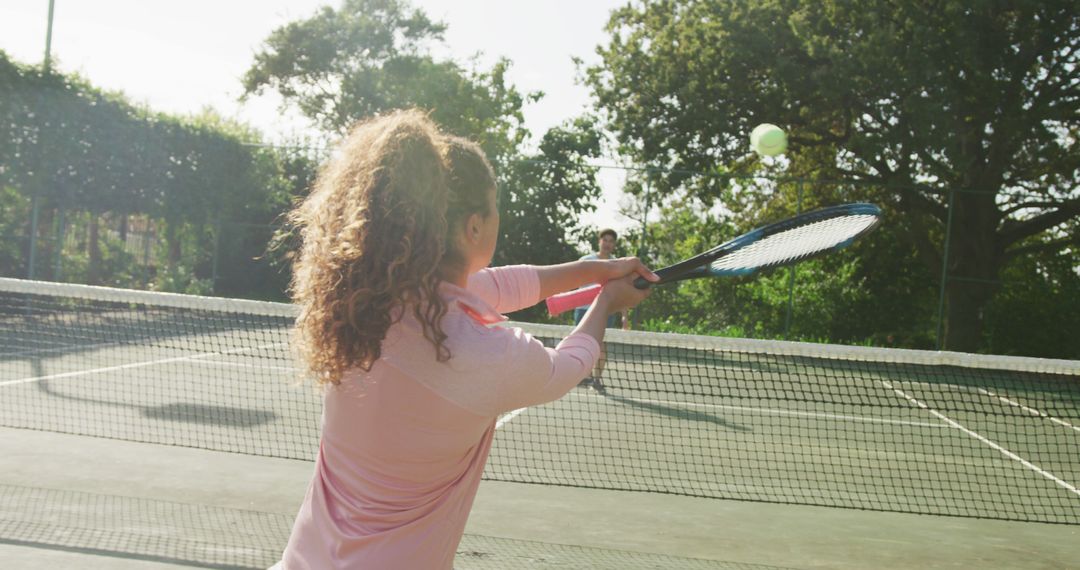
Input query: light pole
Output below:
<box><xmin>27</xmin><ymin>0</ymin><xmax>56</xmax><ymax>280</ymax></box>
<box><xmin>783</xmin><ymin>179</ymin><xmax>803</xmax><ymax>338</ymax></box>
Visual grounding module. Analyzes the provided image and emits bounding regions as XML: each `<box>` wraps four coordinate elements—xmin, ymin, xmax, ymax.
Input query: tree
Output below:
<box><xmin>0</xmin><ymin>50</ymin><xmax>299</xmax><ymax>293</ymax></box>
<box><xmin>586</xmin><ymin>0</ymin><xmax>1080</xmax><ymax>352</ymax></box>
<box><xmin>497</xmin><ymin>117</ymin><xmax>604</xmax><ymax>267</ymax></box>
<box><xmin>983</xmin><ymin>225</ymin><xmax>1080</xmax><ymax>359</ymax></box>
<box><xmin>241</xmin><ymin>0</ymin><xmax>528</xmax><ymax>152</ymax></box>
<box><xmin>242</xmin><ymin>0</ymin><xmax>603</xmax><ymax>279</ymax></box>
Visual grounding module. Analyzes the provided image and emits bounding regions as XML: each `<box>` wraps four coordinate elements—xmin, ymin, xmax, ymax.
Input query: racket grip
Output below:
<box><xmin>545</xmin><ymin>284</ymin><xmax>602</xmax><ymax>316</ymax></box>
<box><xmin>546</xmin><ymin>277</ymin><xmax>655</xmax><ymax>316</ymax></box>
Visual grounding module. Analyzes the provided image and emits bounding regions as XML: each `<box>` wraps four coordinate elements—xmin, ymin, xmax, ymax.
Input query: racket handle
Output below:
<box><xmin>545</xmin><ymin>284</ymin><xmax>602</xmax><ymax>316</ymax></box>
<box><xmin>545</xmin><ymin>278</ymin><xmax>653</xmax><ymax>316</ymax></box>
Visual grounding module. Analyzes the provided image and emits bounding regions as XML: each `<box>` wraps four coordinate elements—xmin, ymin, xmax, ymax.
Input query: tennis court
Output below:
<box><xmin>1</xmin><ymin>278</ymin><xmax>1078</xmax><ymax>568</ymax></box>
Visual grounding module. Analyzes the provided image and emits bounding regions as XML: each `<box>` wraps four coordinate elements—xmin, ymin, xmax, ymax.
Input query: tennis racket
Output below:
<box><xmin>546</xmin><ymin>202</ymin><xmax>882</xmax><ymax>316</ymax></box>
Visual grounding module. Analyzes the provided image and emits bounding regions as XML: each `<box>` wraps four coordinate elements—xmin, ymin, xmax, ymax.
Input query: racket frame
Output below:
<box><xmin>545</xmin><ymin>202</ymin><xmax>881</xmax><ymax>316</ymax></box>
<box><xmin>643</xmin><ymin>202</ymin><xmax>881</xmax><ymax>286</ymax></box>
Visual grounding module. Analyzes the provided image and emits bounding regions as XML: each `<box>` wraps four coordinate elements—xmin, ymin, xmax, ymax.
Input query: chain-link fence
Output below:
<box><xmin>2</xmin><ymin>210</ymin><xmax>290</xmax><ymax>302</ymax></box>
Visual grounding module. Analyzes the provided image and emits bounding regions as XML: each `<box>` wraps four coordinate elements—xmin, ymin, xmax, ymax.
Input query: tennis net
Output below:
<box><xmin>1</xmin><ymin>277</ymin><xmax>1078</xmax><ymax>524</ymax></box>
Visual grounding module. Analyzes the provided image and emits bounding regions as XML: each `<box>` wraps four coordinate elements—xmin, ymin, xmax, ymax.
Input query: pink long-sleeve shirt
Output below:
<box><xmin>276</xmin><ymin>265</ymin><xmax>600</xmax><ymax>569</ymax></box>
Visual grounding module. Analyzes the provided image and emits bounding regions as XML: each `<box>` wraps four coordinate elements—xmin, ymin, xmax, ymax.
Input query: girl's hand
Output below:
<box><xmin>600</xmin><ymin>257</ymin><xmax>658</xmax><ymax>284</ymax></box>
<box><xmin>597</xmin><ymin>269</ymin><xmax>657</xmax><ymax>313</ymax></box>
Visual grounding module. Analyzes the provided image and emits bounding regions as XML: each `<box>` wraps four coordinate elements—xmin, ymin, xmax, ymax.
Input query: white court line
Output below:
<box><xmin>977</xmin><ymin>388</ymin><xmax>1080</xmax><ymax>433</ymax></box>
<box><xmin>882</xmin><ymin>380</ymin><xmax>1080</xmax><ymax>499</ymax></box>
<box><xmin>0</xmin><ymin>342</ymin><xmax>287</xmax><ymax>388</ymax></box>
<box><xmin>0</xmin><ymin>340</ymin><xmax>295</xmax><ymax>376</ymax></box>
<box><xmin>565</xmin><ymin>390</ymin><xmax>946</xmax><ymax>428</ymax></box>
<box><xmin>495</xmin><ymin>391</ymin><xmax>945</xmax><ymax>430</ymax></box>
<box><xmin>882</xmin><ymin>379</ymin><xmax>1080</xmax><ymax>433</ymax></box>
<box><xmin>183</xmin><ymin>359</ymin><xmax>299</xmax><ymax>374</ymax></box>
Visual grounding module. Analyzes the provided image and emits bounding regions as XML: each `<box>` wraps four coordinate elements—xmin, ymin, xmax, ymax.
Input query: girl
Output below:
<box><xmin>275</xmin><ymin>110</ymin><xmax>655</xmax><ymax>569</ymax></box>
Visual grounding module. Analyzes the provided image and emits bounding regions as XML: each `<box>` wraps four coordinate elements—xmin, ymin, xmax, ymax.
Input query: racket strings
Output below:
<box><xmin>711</xmin><ymin>215</ymin><xmax>878</xmax><ymax>271</ymax></box>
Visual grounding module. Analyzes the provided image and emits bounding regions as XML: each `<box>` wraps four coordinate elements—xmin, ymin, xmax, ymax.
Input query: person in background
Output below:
<box><xmin>573</xmin><ymin>228</ymin><xmax>630</xmax><ymax>394</ymax></box>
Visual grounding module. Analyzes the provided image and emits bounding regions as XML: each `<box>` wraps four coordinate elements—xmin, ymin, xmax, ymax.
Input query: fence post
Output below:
<box><xmin>52</xmin><ymin>207</ymin><xmax>65</xmax><ymax>280</ymax></box>
<box><xmin>27</xmin><ymin>198</ymin><xmax>40</xmax><ymax>279</ymax></box>
<box><xmin>143</xmin><ymin>218</ymin><xmax>153</xmax><ymax>266</ymax></box>
<box><xmin>935</xmin><ymin>188</ymin><xmax>955</xmax><ymax>350</ymax></box>
<box><xmin>212</xmin><ymin>218</ymin><xmax>222</xmax><ymax>293</ymax></box>
<box><xmin>783</xmin><ymin>179</ymin><xmax>804</xmax><ymax>338</ymax></box>
<box><xmin>630</xmin><ymin>179</ymin><xmax>652</xmax><ymax>330</ymax></box>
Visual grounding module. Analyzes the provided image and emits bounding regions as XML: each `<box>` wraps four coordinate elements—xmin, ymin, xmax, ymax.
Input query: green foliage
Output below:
<box><xmin>244</xmin><ymin>0</ymin><xmax>601</xmax><ymax>279</ymax></box>
<box><xmin>54</xmin><ymin>223</ymin><xmax>153</xmax><ymax>290</ymax></box>
<box><xmin>153</xmin><ymin>264</ymin><xmax>215</xmax><ymax>296</ymax></box>
<box><xmin>4</xmin><ymin>5</ymin><xmax>1074</xmax><ymax>359</ymax></box>
<box><xmin>498</xmin><ymin>117</ymin><xmax>606</xmax><ymax>321</ymax></box>
<box><xmin>640</xmin><ymin>317</ymin><xmax>744</xmax><ymax>338</ymax></box>
<box><xmin>624</xmin><ymin>191</ymin><xmax>945</xmax><ymax>347</ymax></box>
<box><xmin>984</xmin><ymin>243</ymin><xmax>1080</xmax><ymax>359</ymax></box>
<box><xmin>498</xmin><ymin>117</ymin><xmax>604</xmax><ymax>267</ymax></box>
<box><xmin>242</xmin><ymin>0</ymin><xmax>531</xmax><ymax>151</ymax></box>
<box><xmin>0</xmin><ymin>185</ymin><xmax>30</xmax><ymax>277</ymax></box>
<box><xmin>243</xmin><ymin>0</ymin><xmax>449</xmax><ymax>132</ymax></box>
<box><xmin>587</xmin><ymin>0</ymin><xmax>1080</xmax><ymax>355</ymax></box>
<box><xmin>262</xmin><ymin>142</ymin><xmax>323</xmax><ymax>298</ymax></box>
<box><xmin>0</xmin><ymin>50</ymin><xmax>307</xmax><ymax>297</ymax></box>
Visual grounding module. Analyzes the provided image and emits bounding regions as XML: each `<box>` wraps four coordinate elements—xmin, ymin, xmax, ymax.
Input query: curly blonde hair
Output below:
<box><xmin>290</xmin><ymin>110</ymin><xmax>496</xmax><ymax>386</ymax></box>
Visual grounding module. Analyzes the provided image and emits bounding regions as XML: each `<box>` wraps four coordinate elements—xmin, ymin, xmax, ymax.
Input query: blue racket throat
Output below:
<box><xmin>708</xmin><ymin>267</ymin><xmax>757</xmax><ymax>277</ymax></box>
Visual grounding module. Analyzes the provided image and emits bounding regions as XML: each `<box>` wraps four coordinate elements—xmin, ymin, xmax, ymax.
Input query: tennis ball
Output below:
<box><xmin>750</xmin><ymin>123</ymin><xmax>787</xmax><ymax>157</ymax></box>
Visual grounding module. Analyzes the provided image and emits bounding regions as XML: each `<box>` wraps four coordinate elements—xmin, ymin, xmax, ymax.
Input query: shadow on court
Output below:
<box><xmin>29</xmin><ymin>357</ymin><xmax>278</xmax><ymax>429</ymax></box>
<box><xmin>603</xmin><ymin>392</ymin><xmax>752</xmax><ymax>432</ymax></box>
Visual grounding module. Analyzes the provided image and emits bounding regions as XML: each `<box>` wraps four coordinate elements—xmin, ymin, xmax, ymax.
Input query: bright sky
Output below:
<box><xmin>0</xmin><ymin>0</ymin><xmax>636</xmax><ymax>234</ymax></box>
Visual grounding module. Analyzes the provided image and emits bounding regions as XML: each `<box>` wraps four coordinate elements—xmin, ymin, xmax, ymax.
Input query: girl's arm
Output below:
<box><xmin>493</xmin><ymin>271</ymin><xmax>656</xmax><ymax>412</ymax></box>
<box><xmin>467</xmin><ymin>259</ymin><xmax>656</xmax><ymax>315</ymax></box>
<box><xmin>534</xmin><ymin>257</ymin><xmax>656</xmax><ymax>300</ymax></box>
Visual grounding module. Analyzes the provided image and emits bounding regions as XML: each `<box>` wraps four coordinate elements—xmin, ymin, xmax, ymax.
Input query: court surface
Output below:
<box><xmin>1</xmin><ymin>425</ymin><xmax>1078</xmax><ymax>569</ymax></box>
